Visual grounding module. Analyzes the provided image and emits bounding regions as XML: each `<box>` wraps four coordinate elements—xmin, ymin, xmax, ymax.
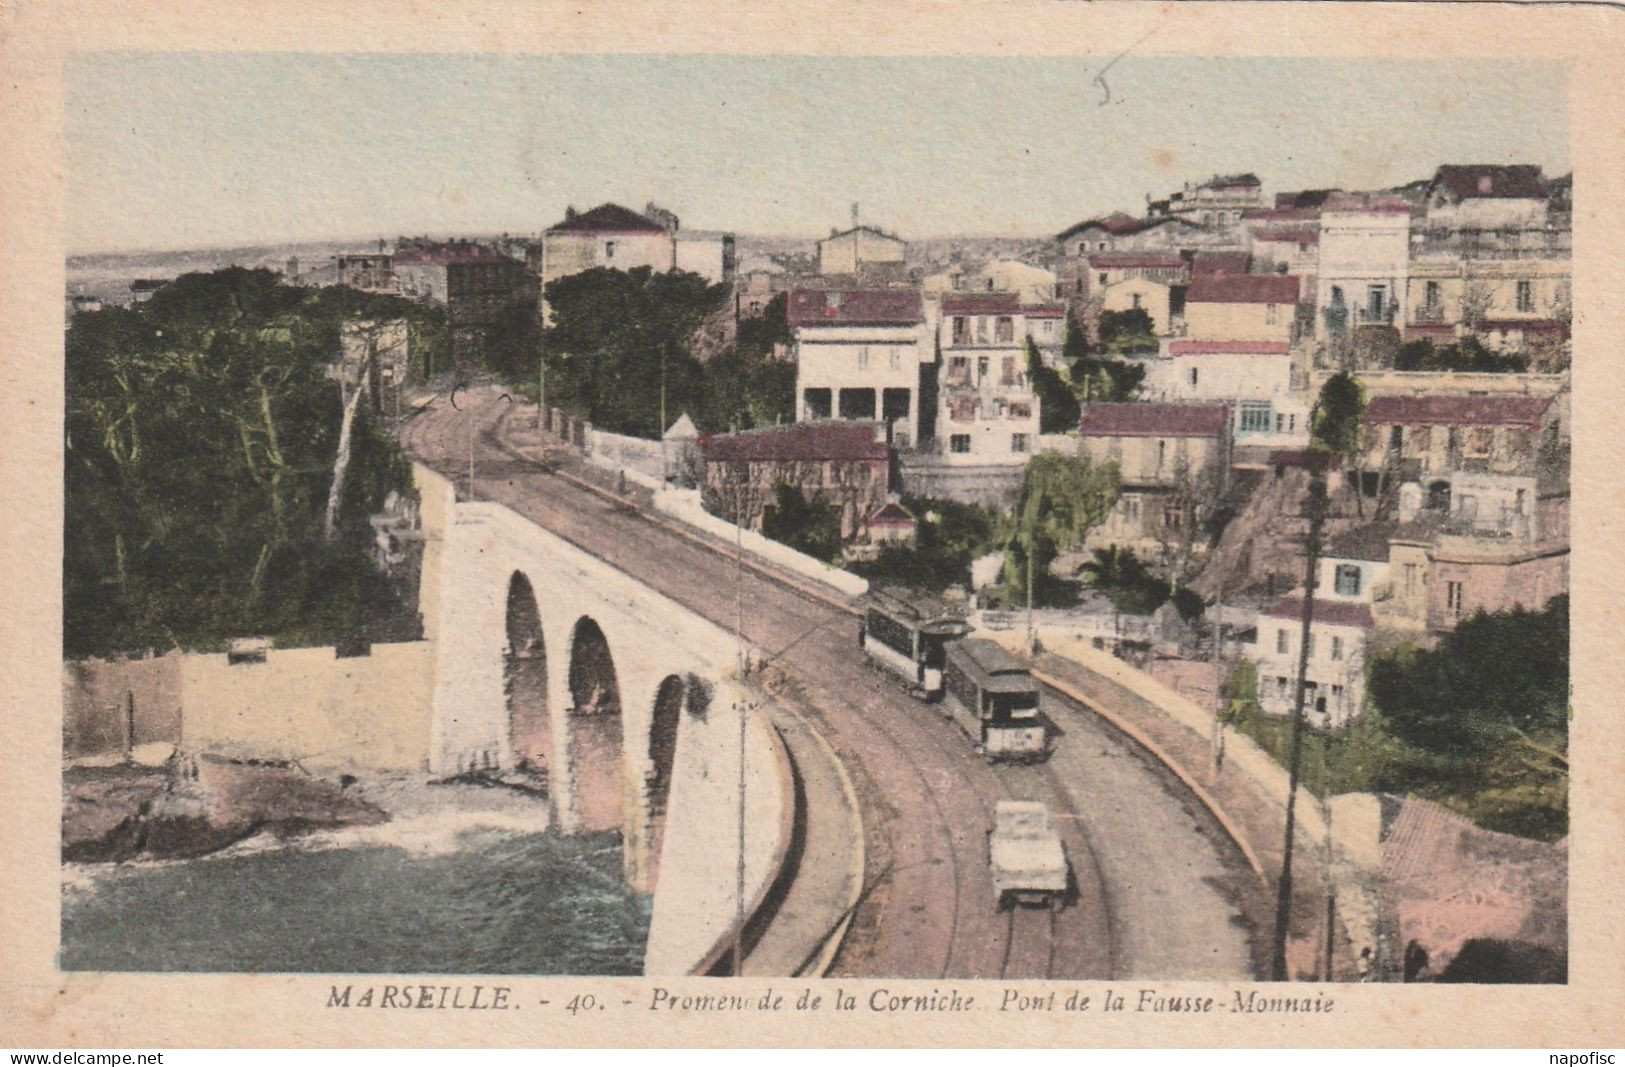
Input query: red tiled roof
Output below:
<box><xmin>787</xmin><ymin>288</ymin><xmax>922</xmax><ymax>327</ymax></box>
<box><xmin>1187</xmin><ymin>273</ymin><xmax>1300</xmax><ymax>305</ymax></box>
<box><xmin>868</xmin><ymin>501</ymin><xmax>916</xmax><ymax>527</ymax></box>
<box><xmin>1188</xmin><ymin>251</ymin><xmax>1253</xmax><ymax>275</ymax></box>
<box><xmin>1321</xmin><ymin>192</ymin><xmax>1414</xmax><ymax>215</ymax></box>
<box><xmin>394</xmin><ymin>242</ymin><xmax>514</xmax><ymax>266</ymax></box>
<box><xmin>1087</xmin><ymin>253</ymin><xmax>1186</xmax><ymax>270</ymax></box>
<box><xmin>1364</xmin><ymin>394</ymin><xmax>1552</xmax><ymax>430</ymax></box>
<box><xmin>698</xmin><ymin>421</ymin><xmax>889</xmax><ymax>463</ymax></box>
<box><xmin>1078</xmin><ymin>402</ymin><xmax>1229</xmax><ymax>438</ymax></box>
<box><xmin>1243</xmin><ymin>206</ymin><xmax>1322</xmax><ymax>223</ymax></box>
<box><xmin>823</xmin><ymin>224</ymin><xmax>904</xmax><ymax>244</ymax></box>
<box><xmin>1264</xmin><ymin>597</ymin><xmax>1375</xmax><ymax>629</ymax></box>
<box><xmin>942</xmin><ymin>293</ymin><xmax>1021</xmax><ymax>316</ymax></box>
<box><xmin>1253</xmin><ymin>228</ymin><xmax>1320</xmax><ymax>245</ymax></box>
<box><xmin>1432</xmin><ymin>164</ymin><xmax>1546</xmax><ymax>202</ymax></box>
<box><xmin>547</xmin><ymin>203</ymin><xmax>668</xmax><ymax>235</ymax></box>
<box><xmin>1476</xmin><ymin>318</ymin><xmax>1570</xmax><ymax>335</ymax></box>
<box><xmin>1058</xmin><ymin>212</ymin><xmax>1147</xmax><ymax>240</ymax></box>
<box><xmin>1168</xmin><ymin>340</ymin><xmax>1290</xmax><ymax>356</ymax></box>
<box><xmin>1023</xmin><ymin>305</ymin><xmax>1066</xmax><ymax>319</ymax></box>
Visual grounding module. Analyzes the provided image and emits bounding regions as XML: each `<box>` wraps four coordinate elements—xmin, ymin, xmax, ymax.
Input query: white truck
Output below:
<box><xmin>988</xmin><ymin>800</ymin><xmax>1070</xmax><ymax>910</ymax></box>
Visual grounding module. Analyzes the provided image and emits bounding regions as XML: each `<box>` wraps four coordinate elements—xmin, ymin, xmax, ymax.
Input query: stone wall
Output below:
<box><xmin>62</xmin><ymin>652</ymin><xmax>184</xmax><ymax>758</ymax></box>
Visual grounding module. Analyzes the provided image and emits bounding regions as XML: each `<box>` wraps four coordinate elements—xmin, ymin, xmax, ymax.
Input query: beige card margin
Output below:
<box><xmin>2</xmin><ymin>0</ymin><xmax>1622</xmax><ymax>1049</ymax></box>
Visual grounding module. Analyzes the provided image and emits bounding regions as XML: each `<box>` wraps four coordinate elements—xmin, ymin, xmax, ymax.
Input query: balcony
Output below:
<box><xmin>1412</xmin><ymin>227</ymin><xmax>1572</xmax><ymax>261</ymax></box>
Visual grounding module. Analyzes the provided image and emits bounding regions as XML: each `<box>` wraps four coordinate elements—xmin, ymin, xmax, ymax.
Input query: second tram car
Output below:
<box><xmin>859</xmin><ymin>588</ymin><xmax>971</xmax><ymax>700</ymax></box>
<box><xmin>942</xmin><ymin>637</ymin><xmax>1050</xmax><ymax>762</ymax></box>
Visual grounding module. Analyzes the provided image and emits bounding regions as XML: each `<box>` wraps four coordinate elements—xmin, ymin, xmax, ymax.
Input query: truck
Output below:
<box><xmin>988</xmin><ymin>800</ymin><xmax>1070</xmax><ymax>910</ymax></box>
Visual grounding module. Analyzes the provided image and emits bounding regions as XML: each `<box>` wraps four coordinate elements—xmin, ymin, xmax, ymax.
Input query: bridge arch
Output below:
<box><xmin>504</xmin><ymin>571</ymin><xmax>552</xmax><ymax>779</ymax></box>
<box><xmin>566</xmin><ymin>615</ymin><xmax>626</xmax><ymax>834</ymax></box>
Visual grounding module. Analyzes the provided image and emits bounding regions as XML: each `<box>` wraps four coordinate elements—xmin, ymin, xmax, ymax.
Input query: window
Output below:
<box><xmin>1076</xmin><ymin>279</ymin><xmax>1084</xmax><ymax>294</ymax></box>
<box><xmin>1367</xmin><ymin>285</ymin><xmax>1386</xmax><ymax>319</ymax></box>
<box><xmin>1007</xmin><ymin>402</ymin><xmax>1032</xmax><ymax>419</ymax></box>
<box><xmin>1425</xmin><ymin>280</ymin><xmax>1441</xmax><ymax>309</ymax></box>
<box><xmin>1240</xmin><ymin>403</ymin><xmax>1272</xmax><ymax>433</ymax></box>
<box><xmin>1001</xmin><ymin>356</ymin><xmax>1018</xmax><ymax>385</ymax></box>
<box><xmin>1331</xmin><ymin>636</ymin><xmax>1343</xmax><ymax>661</ymax></box>
<box><xmin>1277</xmin><ymin>676</ymin><xmax>1290</xmax><ymax>698</ymax></box>
<box><xmin>950</xmin><ymin>434</ymin><xmax>972</xmax><ymax>454</ymax></box>
<box><xmin>1334</xmin><ymin>564</ymin><xmax>1363</xmax><ymax>597</ymax></box>
<box><xmin>803</xmin><ymin>388</ymin><xmax>832</xmax><ymax>420</ymax></box>
<box><xmin>1078</xmin><ymin>243</ymin><xmax>1088</xmax><ymax>256</ymax></box>
<box><xmin>977</xmin><ymin>356</ymin><xmax>989</xmax><ymax>379</ymax></box>
<box><xmin>1517</xmin><ymin>280</ymin><xmax>1534</xmax><ymax>313</ymax></box>
<box><xmin>1447</xmin><ymin>580</ymin><xmax>1464</xmax><ymax>618</ymax></box>
<box><xmin>1276</xmin><ymin>629</ymin><xmax>1290</xmax><ymax>654</ymax></box>
<box><xmin>1099</xmin><ymin>273</ymin><xmax>1109</xmax><ymax>286</ymax></box>
<box><xmin>1189</xmin><ymin>367</ymin><xmax>1200</xmax><ymax>388</ymax></box>
<box><xmin>1305</xmin><ymin>633</ymin><xmax>1315</xmax><ymax>659</ymax></box>
<box><xmin>1132</xmin><ymin>293</ymin><xmax>1143</xmax><ymax>310</ymax></box>
<box><xmin>976</xmin><ymin>317</ymin><xmax>989</xmax><ymax>343</ymax></box>
<box><xmin>604</xmin><ymin>240</ymin><xmax>616</xmax><ymax>260</ymax></box>
<box><xmin>1098</xmin><ymin>242</ymin><xmax>1107</xmax><ymax>251</ymax></box>
<box><xmin>995</xmin><ymin>316</ymin><xmax>1015</xmax><ymax>343</ymax></box>
<box><xmin>1122</xmin><ymin>495</ymin><xmax>1141</xmax><ymax>523</ymax></box>
<box><xmin>1011</xmin><ymin>433</ymin><xmax>1030</xmax><ymax>453</ymax></box>
<box><xmin>1266</xmin><ymin>303</ymin><xmax>1278</xmax><ymax>325</ymax></box>
<box><xmin>1404</xmin><ymin>562</ymin><xmax>1420</xmax><ymax>595</ymax></box>
<box><xmin>952</xmin><ymin>317</ymin><xmax>969</xmax><ymax>344</ymax></box>
<box><xmin>856</xmin><ymin>346</ymin><xmax>870</xmax><ymax>370</ymax></box>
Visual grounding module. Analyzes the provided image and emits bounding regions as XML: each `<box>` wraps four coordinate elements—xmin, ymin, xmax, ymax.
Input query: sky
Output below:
<box><xmin>65</xmin><ymin>53</ymin><xmax>1570</xmax><ymax>254</ymax></box>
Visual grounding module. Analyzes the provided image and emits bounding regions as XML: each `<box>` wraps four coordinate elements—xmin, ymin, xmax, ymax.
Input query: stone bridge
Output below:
<box><xmin>414</xmin><ymin>464</ymin><xmax>788</xmax><ymax>968</ymax></box>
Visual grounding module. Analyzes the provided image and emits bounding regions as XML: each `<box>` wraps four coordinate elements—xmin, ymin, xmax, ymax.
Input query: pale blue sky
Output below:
<box><xmin>65</xmin><ymin>53</ymin><xmax>1569</xmax><ymax>253</ymax></box>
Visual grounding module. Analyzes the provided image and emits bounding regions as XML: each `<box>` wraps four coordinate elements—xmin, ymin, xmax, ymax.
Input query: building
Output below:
<box><xmin>539</xmin><ymin>202</ymin><xmax>736</xmax><ymax>293</ymax></box>
<box><xmin>1077</xmin><ymin>402</ymin><xmax>1231</xmax><ymax>556</ymax></box>
<box><xmin>1153</xmin><ymin>339</ymin><xmax>1309</xmax><ymax>449</ymax></box>
<box><xmin>936</xmin><ymin>294</ymin><xmax>1043</xmax><ymax>466</ymax></box>
<box><xmin>1250</xmin><ymin>596</ymin><xmax>1373</xmax><ymax>729</ymax></box>
<box><xmin>1359</xmin><ymin>393</ymin><xmax>1555</xmax><ymax>482</ymax></box>
<box><xmin>1163</xmin><ymin>173</ymin><xmax>1267</xmax><ymax>229</ymax></box>
<box><xmin>817</xmin><ymin>224</ymin><xmax>906</xmax><ymax>277</ymax></box>
<box><xmin>1315</xmin><ymin>197</ymin><xmax>1412</xmax><ymax>341</ymax></box>
<box><xmin>696</xmin><ymin>421</ymin><xmax>890</xmax><ymax>541</ymax></box>
<box><xmin>336</xmin><ymin>253</ymin><xmax>397</xmax><ymax>294</ymax></box>
<box><xmin>1424</xmin><ymin>165</ymin><xmax>1550</xmax><ymax>231</ymax></box>
<box><xmin>1183</xmin><ymin>272</ymin><xmax>1300</xmax><ymax>344</ymax></box>
<box><xmin>789</xmin><ymin>288</ymin><xmax>929</xmax><ymax>450</ymax></box>
<box><xmin>394</xmin><ymin>241</ymin><xmax>534</xmax><ymax>368</ymax></box>
<box><xmin>923</xmin><ymin>258</ymin><xmax>1059</xmax><ymax>306</ymax></box>
<box><xmin>1054</xmin><ymin>215</ymin><xmax>1211</xmax><ymax>303</ymax></box>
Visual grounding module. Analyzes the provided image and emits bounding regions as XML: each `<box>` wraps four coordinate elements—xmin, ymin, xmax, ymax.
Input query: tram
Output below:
<box><xmin>858</xmin><ymin>588</ymin><xmax>972</xmax><ymax>700</ymax></box>
<box><xmin>941</xmin><ymin>637</ymin><xmax>1051</xmax><ymax>763</ymax></box>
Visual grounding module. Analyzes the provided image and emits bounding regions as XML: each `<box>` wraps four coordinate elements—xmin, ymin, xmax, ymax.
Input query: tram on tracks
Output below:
<box><xmin>941</xmin><ymin>637</ymin><xmax>1051</xmax><ymax>763</ymax></box>
<box><xmin>858</xmin><ymin>588</ymin><xmax>972</xmax><ymax>701</ymax></box>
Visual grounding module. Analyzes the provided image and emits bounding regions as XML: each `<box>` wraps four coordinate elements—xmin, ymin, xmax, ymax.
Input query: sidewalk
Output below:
<box><xmin>740</xmin><ymin>699</ymin><xmax>866</xmax><ymax>977</ymax></box>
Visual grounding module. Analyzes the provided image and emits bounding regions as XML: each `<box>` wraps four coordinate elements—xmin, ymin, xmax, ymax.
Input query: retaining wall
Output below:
<box><xmin>652</xmin><ymin>488</ymin><xmax>869</xmax><ymax>598</ymax></box>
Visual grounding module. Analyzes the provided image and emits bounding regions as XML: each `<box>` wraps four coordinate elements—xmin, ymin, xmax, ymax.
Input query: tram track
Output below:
<box><xmin>396</xmin><ymin>389</ymin><xmax>1250</xmax><ymax>980</ymax></box>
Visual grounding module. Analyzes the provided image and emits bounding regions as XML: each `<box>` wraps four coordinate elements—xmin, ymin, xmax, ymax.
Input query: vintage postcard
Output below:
<box><xmin>3</xmin><ymin>0</ymin><xmax>1623</xmax><ymax>1049</ymax></box>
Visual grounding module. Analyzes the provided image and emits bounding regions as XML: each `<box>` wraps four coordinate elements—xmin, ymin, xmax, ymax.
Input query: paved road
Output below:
<box><xmin>399</xmin><ymin>387</ymin><xmax>1254</xmax><ymax>980</ymax></box>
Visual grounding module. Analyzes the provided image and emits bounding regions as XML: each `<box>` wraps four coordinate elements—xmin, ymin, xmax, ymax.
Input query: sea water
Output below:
<box><xmin>60</xmin><ymin>828</ymin><xmax>650</xmax><ymax>975</ymax></box>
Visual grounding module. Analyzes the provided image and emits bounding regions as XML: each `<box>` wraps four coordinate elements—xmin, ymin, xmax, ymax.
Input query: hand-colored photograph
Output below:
<box><xmin>58</xmin><ymin>51</ymin><xmax>1570</xmax><ymax>988</ymax></box>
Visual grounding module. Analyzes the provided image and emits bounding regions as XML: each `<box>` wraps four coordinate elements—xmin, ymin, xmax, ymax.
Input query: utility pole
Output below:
<box><xmin>1211</xmin><ymin>568</ymin><xmax>1226</xmax><ymax>780</ymax></box>
<box><xmin>1270</xmin><ymin>466</ymin><xmax>1329</xmax><ymax>982</ymax></box>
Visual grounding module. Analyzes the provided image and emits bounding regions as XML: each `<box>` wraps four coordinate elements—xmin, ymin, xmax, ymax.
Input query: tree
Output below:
<box><xmin>760</xmin><ymin>482</ymin><xmax>842</xmax><ymax>563</ymax></box>
<box><xmin>1367</xmin><ymin>597</ymin><xmax>1568</xmax><ymax>838</ymax></box>
<box><xmin>64</xmin><ymin>268</ymin><xmax>415</xmax><ymax>658</ymax></box>
<box><xmin>1002</xmin><ymin>453</ymin><xmax>1119</xmax><ymax>607</ymax></box>
<box><xmin>1026</xmin><ymin>339</ymin><xmax>1080</xmax><ymax>434</ymax></box>
<box><xmin>1097</xmin><ymin>308</ymin><xmax>1158</xmax><ymax>355</ymax></box>
<box><xmin>1310</xmin><ymin>371</ymin><xmax>1365</xmax><ymax>459</ymax></box>
<box><xmin>541</xmin><ymin>267</ymin><xmax>726</xmax><ymax>437</ymax></box>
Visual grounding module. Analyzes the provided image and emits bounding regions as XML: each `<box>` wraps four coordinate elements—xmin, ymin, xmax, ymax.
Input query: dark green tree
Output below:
<box><xmin>1026</xmin><ymin>339</ymin><xmax>1081</xmax><ymax>434</ymax></box>
<box><xmin>542</xmin><ymin>267</ymin><xmax>726</xmax><ymax>437</ymax></box>
<box><xmin>760</xmin><ymin>482</ymin><xmax>842</xmax><ymax>563</ymax></box>
<box><xmin>64</xmin><ymin>268</ymin><xmax>415</xmax><ymax>658</ymax></box>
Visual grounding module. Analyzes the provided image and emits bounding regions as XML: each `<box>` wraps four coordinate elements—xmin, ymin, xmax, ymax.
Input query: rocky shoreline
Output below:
<box><xmin>63</xmin><ymin>755</ymin><xmax>551</xmax><ymax>865</ymax></box>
